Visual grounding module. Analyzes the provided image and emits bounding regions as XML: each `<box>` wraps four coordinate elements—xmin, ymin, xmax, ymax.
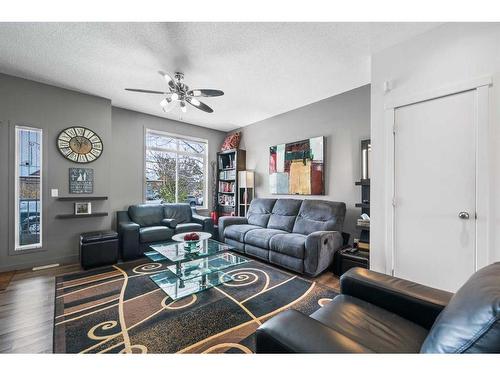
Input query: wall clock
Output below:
<box><xmin>57</xmin><ymin>126</ymin><xmax>103</xmax><ymax>163</ymax></box>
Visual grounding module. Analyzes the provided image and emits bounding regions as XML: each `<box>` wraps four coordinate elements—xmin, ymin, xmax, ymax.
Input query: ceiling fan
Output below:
<box><xmin>125</xmin><ymin>71</ymin><xmax>224</xmax><ymax>114</ymax></box>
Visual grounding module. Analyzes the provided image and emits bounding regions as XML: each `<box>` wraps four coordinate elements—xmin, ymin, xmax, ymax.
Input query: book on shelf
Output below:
<box><xmin>218</xmin><ymin>181</ymin><xmax>235</xmax><ymax>193</ymax></box>
<box><xmin>357</xmin><ymin>241</ymin><xmax>370</xmax><ymax>250</ymax></box>
<box><xmin>357</xmin><ymin>218</ymin><xmax>370</xmax><ymax>227</ymax></box>
<box><xmin>218</xmin><ymin>194</ymin><xmax>235</xmax><ymax>206</ymax></box>
<box><xmin>219</xmin><ymin>169</ymin><xmax>236</xmax><ymax>180</ymax></box>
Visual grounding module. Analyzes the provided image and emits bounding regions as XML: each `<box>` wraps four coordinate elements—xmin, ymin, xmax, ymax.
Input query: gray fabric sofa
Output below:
<box><xmin>218</xmin><ymin>198</ymin><xmax>346</xmax><ymax>276</ymax></box>
<box><xmin>117</xmin><ymin>203</ymin><xmax>213</xmax><ymax>260</ymax></box>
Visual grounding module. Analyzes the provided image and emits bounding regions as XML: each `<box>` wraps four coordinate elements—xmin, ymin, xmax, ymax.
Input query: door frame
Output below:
<box><xmin>384</xmin><ymin>75</ymin><xmax>492</xmax><ymax>276</ymax></box>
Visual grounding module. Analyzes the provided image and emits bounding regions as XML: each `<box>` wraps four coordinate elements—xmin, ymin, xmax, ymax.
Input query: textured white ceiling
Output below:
<box><xmin>0</xmin><ymin>22</ymin><xmax>439</xmax><ymax>131</ymax></box>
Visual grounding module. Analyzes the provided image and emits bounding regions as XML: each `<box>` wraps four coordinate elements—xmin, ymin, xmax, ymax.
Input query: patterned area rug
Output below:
<box><xmin>54</xmin><ymin>255</ymin><xmax>337</xmax><ymax>353</ymax></box>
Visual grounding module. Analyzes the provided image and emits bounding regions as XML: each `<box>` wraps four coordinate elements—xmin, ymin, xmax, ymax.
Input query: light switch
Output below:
<box><xmin>51</xmin><ymin>189</ymin><xmax>59</xmax><ymax>197</ymax></box>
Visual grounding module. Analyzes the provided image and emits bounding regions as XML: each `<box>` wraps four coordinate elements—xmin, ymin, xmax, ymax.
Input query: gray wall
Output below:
<box><xmin>235</xmin><ymin>85</ymin><xmax>371</xmax><ymax>241</ymax></box>
<box><xmin>0</xmin><ymin>73</ymin><xmax>112</xmax><ymax>271</ymax></box>
<box><xmin>0</xmin><ymin>74</ymin><xmax>226</xmax><ymax>272</ymax></box>
<box><xmin>110</xmin><ymin>107</ymin><xmax>226</xmax><ymax>220</ymax></box>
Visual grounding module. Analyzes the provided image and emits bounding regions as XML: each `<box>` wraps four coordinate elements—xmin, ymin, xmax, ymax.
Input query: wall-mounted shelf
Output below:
<box><xmin>56</xmin><ymin>212</ymin><xmax>108</xmax><ymax>219</ymax></box>
<box><xmin>355</xmin><ymin>179</ymin><xmax>370</xmax><ymax>186</ymax></box>
<box><xmin>355</xmin><ymin>203</ymin><xmax>370</xmax><ymax>208</ymax></box>
<box><xmin>57</xmin><ymin>196</ymin><xmax>108</xmax><ymax>201</ymax></box>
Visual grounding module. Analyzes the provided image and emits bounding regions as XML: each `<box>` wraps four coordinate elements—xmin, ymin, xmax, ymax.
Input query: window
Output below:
<box><xmin>145</xmin><ymin>129</ymin><xmax>207</xmax><ymax>208</ymax></box>
<box><xmin>15</xmin><ymin>126</ymin><xmax>42</xmax><ymax>250</ymax></box>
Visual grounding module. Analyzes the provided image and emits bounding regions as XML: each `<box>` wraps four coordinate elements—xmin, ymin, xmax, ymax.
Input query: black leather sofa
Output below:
<box><xmin>116</xmin><ymin>203</ymin><xmax>213</xmax><ymax>260</ymax></box>
<box><xmin>256</xmin><ymin>262</ymin><xmax>500</xmax><ymax>353</ymax></box>
<box><xmin>218</xmin><ymin>198</ymin><xmax>346</xmax><ymax>277</ymax></box>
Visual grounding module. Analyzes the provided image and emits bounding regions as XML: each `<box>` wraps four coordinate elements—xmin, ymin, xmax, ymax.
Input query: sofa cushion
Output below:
<box><xmin>139</xmin><ymin>226</ymin><xmax>174</xmax><ymax>243</ymax></box>
<box><xmin>247</xmin><ymin>198</ymin><xmax>276</xmax><ymax>227</ymax></box>
<box><xmin>420</xmin><ymin>262</ymin><xmax>500</xmax><ymax>353</ymax></box>
<box><xmin>269</xmin><ymin>251</ymin><xmax>304</xmax><ymax>273</ymax></box>
<box><xmin>175</xmin><ymin>223</ymin><xmax>203</xmax><ymax>234</ymax></box>
<box><xmin>267</xmin><ymin>199</ymin><xmax>302</xmax><ymax>232</ymax></box>
<box><xmin>292</xmin><ymin>200</ymin><xmax>346</xmax><ymax>235</ymax></box>
<box><xmin>244</xmin><ymin>228</ymin><xmax>287</xmax><ymax>249</ymax></box>
<box><xmin>224</xmin><ymin>224</ymin><xmax>261</xmax><ymax>243</ymax></box>
<box><xmin>163</xmin><ymin>203</ymin><xmax>192</xmax><ymax>224</ymax></box>
<box><xmin>128</xmin><ymin>204</ymin><xmax>165</xmax><ymax>227</ymax></box>
<box><xmin>311</xmin><ymin>295</ymin><xmax>428</xmax><ymax>353</ymax></box>
<box><xmin>269</xmin><ymin>233</ymin><xmax>307</xmax><ymax>258</ymax></box>
<box><xmin>245</xmin><ymin>244</ymin><xmax>269</xmax><ymax>261</ymax></box>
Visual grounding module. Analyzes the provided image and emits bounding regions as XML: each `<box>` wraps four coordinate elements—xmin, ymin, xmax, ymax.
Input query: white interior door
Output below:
<box><xmin>394</xmin><ymin>90</ymin><xmax>476</xmax><ymax>292</ymax></box>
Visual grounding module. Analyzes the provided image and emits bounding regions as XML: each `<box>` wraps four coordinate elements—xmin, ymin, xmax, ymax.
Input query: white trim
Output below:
<box><xmin>384</xmin><ymin>78</ymin><xmax>491</xmax><ymax>276</ymax></box>
<box><xmin>385</xmin><ymin>75</ymin><xmax>492</xmax><ymax>109</ymax></box>
<box><xmin>146</xmin><ymin>128</ymin><xmax>208</xmax><ymax>144</ymax></box>
<box><xmin>14</xmin><ymin>125</ymin><xmax>43</xmax><ymax>251</ymax></box>
<box><xmin>475</xmin><ymin>85</ymin><xmax>490</xmax><ymax>269</ymax></box>
<box><xmin>143</xmin><ymin>128</ymin><xmax>208</xmax><ymax>209</ymax></box>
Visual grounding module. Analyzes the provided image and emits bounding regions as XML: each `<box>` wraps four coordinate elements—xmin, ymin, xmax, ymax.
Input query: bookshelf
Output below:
<box><xmin>216</xmin><ymin>149</ymin><xmax>246</xmax><ymax>217</ymax></box>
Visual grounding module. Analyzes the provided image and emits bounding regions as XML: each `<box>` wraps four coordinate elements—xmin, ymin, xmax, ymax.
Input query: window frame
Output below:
<box><xmin>143</xmin><ymin>128</ymin><xmax>208</xmax><ymax>210</ymax></box>
<box><xmin>14</xmin><ymin>125</ymin><xmax>43</xmax><ymax>251</ymax></box>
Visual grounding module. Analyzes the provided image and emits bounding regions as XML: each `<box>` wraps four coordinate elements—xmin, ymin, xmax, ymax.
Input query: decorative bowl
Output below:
<box><xmin>171</xmin><ymin>232</ymin><xmax>212</xmax><ymax>252</ymax></box>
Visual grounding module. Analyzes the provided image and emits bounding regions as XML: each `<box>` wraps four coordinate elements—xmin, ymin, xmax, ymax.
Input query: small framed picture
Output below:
<box><xmin>75</xmin><ymin>202</ymin><xmax>92</xmax><ymax>215</ymax></box>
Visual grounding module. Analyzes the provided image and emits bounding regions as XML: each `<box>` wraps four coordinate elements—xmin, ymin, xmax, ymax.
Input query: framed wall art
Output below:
<box><xmin>269</xmin><ymin>136</ymin><xmax>325</xmax><ymax>195</ymax></box>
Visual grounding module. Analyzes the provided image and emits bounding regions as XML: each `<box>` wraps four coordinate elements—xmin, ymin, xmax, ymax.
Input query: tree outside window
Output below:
<box><xmin>145</xmin><ymin>130</ymin><xmax>207</xmax><ymax>208</ymax></box>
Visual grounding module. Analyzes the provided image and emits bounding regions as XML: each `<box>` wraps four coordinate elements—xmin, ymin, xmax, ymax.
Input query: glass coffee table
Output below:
<box><xmin>144</xmin><ymin>239</ymin><xmax>249</xmax><ymax>300</ymax></box>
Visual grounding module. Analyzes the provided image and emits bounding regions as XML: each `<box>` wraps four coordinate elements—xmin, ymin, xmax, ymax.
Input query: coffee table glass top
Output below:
<box><xmin>144</xmin><ymin>239</ymin><xmax>231</xmax><ymax>263</ymax></box>
<box><xmin>150</xmin><ymin>252</ymin><xmax>249</xmax><ymax>300</ymax></box>
<box><xmin>145</xmin><ymin>238</ymin><xmax>249</xmax><ymax>301</ymax></box>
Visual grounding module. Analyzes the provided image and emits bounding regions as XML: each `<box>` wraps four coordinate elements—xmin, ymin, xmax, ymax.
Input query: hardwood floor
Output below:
<box><xmin>0</xmin><ymin>264</ymin><xmax>81</xmax><ymax>353</ymax></box>
<box><xmin>0</xmin><ymin>262</ymin><xmax>339</xmax><ymax>354</ymax></box>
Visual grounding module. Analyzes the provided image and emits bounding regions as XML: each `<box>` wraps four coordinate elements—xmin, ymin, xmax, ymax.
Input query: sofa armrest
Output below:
<box><xmin>304</xmin><ymin>231</ymin><xmax>343</xmax><ymax>277</ymax></box>
<box><xmin>116</xmin><ymin>211</ymin><xmax>140</xmax><ymax>260</ymax></box>
<box><xmin>218</xmin><ymin>216</ymin><xmax>248</xmax><ymax>241</ymax></box>
<box><xmin>256</xmin><ymin>310</ymin><xmax>372</xmax><ymax>353</ymax></box>
<box><xmin>161</xmin><ymin>218</ymin><xmax>178</xmax><ymax>229</ymax></box>
<box><xmin>340</xmin><ymin>268</ymin><xmax>453</xmax><ymax>329</ymax></box>
<box><xmin>191</xmin><ymin>213</ymin><xmax>214</xmax><ymax>233</ymax></box>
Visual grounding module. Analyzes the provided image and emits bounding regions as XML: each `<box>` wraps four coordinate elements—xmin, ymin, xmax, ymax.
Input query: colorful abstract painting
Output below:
<box><xmin>269</xmin><ymin>136</ymin><xmax>325</xmax><ymax>195</ymax></box>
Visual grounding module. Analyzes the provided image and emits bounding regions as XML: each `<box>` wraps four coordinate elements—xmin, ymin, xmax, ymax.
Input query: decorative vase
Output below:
<box><xmin>210</xmin><ymin>211</ymin><xmax>218</xmax><ymax>223</ymax></box>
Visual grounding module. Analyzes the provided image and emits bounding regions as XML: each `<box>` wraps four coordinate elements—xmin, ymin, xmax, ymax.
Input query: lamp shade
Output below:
<box><xmin>238</xmin><ymin>170</ymin><xmax>255</xmax><ymax>188</ymax></box>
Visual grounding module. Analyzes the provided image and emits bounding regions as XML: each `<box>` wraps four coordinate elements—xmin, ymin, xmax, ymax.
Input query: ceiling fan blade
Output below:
<box><xmin>187</xmin><ymin>89</ymin><xmax>224</xmax><ymax>97</ymax></box>
<box><xmin>158</xmin><ymin>71</ymin><xmax>177</xmax><ymax>90</ymax></box>
<box><xmin>125</xmin><ymin>88</ymin><xmax>168</xmax><ymax>94</ymax></box>
<box><xmin>186</xmin><ymin>97</ymin><xmax>214</xmax><ymax>113</ymax></box>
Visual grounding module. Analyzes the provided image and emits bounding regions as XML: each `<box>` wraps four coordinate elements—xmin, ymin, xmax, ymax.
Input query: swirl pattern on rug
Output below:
<box><xmin>53</xmin><ymin>256</ymin><xmax>337</xmax><ymax>353</ymax></box>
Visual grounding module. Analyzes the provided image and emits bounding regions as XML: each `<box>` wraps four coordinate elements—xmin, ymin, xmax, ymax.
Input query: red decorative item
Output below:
<box><xmin>183</xmin><ymin>232</ymin><xmax>200</xmax><ymax>241</ymax></box>
<box><xmin>210</xmin><ymin>211</ymin><xmax>218</xmax><ymax>223</ymax></box>
<box><xmin>221</xmin><ymin>132</ymin><xmax>241</xmax><ymax>151</ymax></box>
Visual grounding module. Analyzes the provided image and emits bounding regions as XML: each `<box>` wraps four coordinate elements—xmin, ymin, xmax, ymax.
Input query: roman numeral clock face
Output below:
<box><xmin>57</xmin><ymin>127</ymin><xmax>103</xmax><ymax>163</ymax></box>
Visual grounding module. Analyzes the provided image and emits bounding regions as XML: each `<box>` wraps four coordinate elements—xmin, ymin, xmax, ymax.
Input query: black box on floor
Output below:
<box><xmin>335</xmin><ymin>247</ymin><xmax>369</xmax><ymax>276</ymax></box>
<box><xmin>80</xmin><ymin>231</ymin><xmax>119</xmax><ymax>269</ymax></box>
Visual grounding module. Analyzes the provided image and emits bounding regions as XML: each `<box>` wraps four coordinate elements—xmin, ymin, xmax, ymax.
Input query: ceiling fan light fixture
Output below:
<box><xmin>160</xmin><ymin>98</ymin><xmax>169</xmax><ymax>107</ymax></box>
<box><xmin>171</xmin><ymin>92</ymin><xmax>179</xmax><ymax>101</ymax></box>
<box><xmin>180</xmin><ymin>101</ymin><xmax>187</xmax><ymax>113</ymax></box>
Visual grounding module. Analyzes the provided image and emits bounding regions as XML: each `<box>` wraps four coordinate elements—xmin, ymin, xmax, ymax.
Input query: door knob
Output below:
<box><xmin>458</xmin><ymin>211</ymin><xmax>470</xmax><ymax>219</ymax></box>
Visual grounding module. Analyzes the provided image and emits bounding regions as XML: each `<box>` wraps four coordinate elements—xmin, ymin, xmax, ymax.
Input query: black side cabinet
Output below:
<box><xmin>80</xmin><ymin>231</ymin><xmax>119</xmax><ymax>269</ymax></box>
<box><xmin>334</xmin><ymin>248</ymin><xmax>369</xmax><ymax>277</ymax></box>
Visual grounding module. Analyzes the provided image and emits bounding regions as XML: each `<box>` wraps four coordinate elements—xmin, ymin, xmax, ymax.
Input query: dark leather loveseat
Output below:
<box><xmin>117</xmin><ymin>203</ymin><xmax>213</xmax><ymax>260</ymax></box>
<box><xmin>218</xmin><ymin>198</ymin><xmax>346</xmax><ymax>277</ymax></box>
<box><xmin>256</xmin><ymin>262</ymin><xmax>500</xmax><ymax>353</ymax></box>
